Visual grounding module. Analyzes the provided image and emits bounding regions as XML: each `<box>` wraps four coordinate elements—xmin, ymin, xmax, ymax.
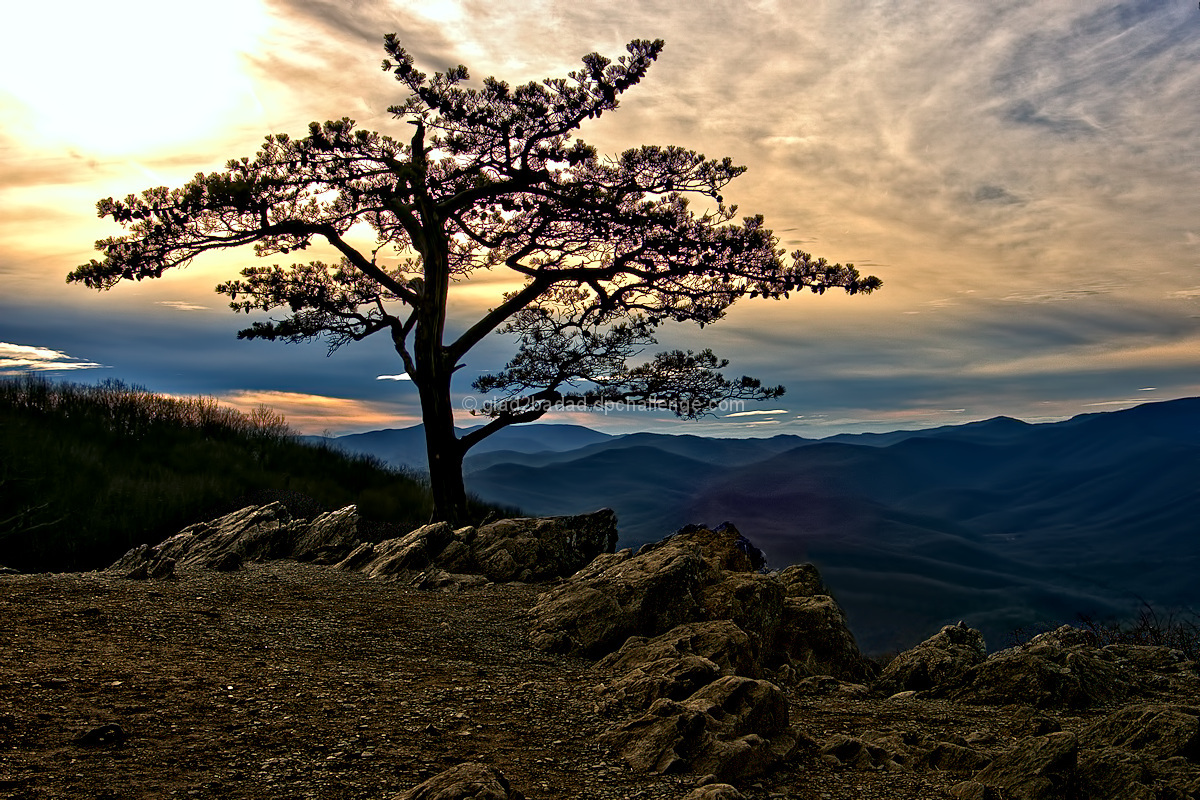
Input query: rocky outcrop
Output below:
<box><xmin>833</xmin><ymin>621</ymin><xmax>1200</xmax><ymax>799</ymax></box>
<box><xmin>948</xmin><ymin>626</ymin><xmax>1133</xmax><ymax>708</ymax></box>
<box><xmin>874</xmin><ymin>621</ymin><xmax>987</xmax><ymax>696</ymax></box>
<box><xmin>528</xmin><ymin>522</ymin><xmax>866</xmax><ymax>783</ymax></box>
<box><xmin>1081</xmin><ymin>703</ymin><xmax>1200</xmax><ymax>760</ymax></box>
<box><xmin>952</xmin><ymin>732</ymin><xmax>1079</xmax><ymax>800</ymax></box>
<box><xmin>397</xmin><ymin>762</ymin><xmax>524</xmax><ymax>799</ymax></box>
<box><xmin>108</xmin><ymin>504</ymin><xmax>618</xmax><ymax>589</ymax></box>
<box><xmin>338</xmin><ymin>510</ymin><xmax>618</xmax><ymax>586</ymax></box>
<box><xmin>107</xmin><ymin>503</ymin><xmax>313</xmax><ymax>577</ymax></box>
<box><xmin>595</xmin><ymin>621</ymin><xmax>759</xmax><ymax>715</ymax></box>
<box><xmin>529</xmin><ymin>522</ymin><xmax>867</xmax><ymax>680</ymax></box>
<box><xmin>598</xmin><ymin>676</ymin><xmax>803</xmax><ymax>782</ymax></box>
<box><xmin>818</xmin><ymin>729</ymin><xmax>991</xmax><ymax>775</ymax></box>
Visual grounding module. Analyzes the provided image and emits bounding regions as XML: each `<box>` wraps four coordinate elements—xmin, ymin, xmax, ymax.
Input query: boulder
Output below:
<box><xmin>777</xmin><ymin>594</ymin><xmax>869</xmax><ymax>681</ymax></box>
<box><xmin>1080</xmin><ymin>703</ymin><xmax>1200</xmax><ymax>760</ymax></box>
<box><xmin>595</xmin><ymin>621</ymin><xmax>759</xmax><ymax>715</ymax></box>
<box><xmin>336</xmin><ymin>522</ymin><xmax>455</xmax><ymax>580</ymax></box>
<box><xmin>291</xmin><ymin>505</ymin><xmax>362</xmax><ymax>563</ymax></box>
<box><xmin>108</xmin><ymin>503</ymin><xmax>616</xmax><ymax>587</ymax></box>
<box><xmin>874</xmin><ymin>621</ymin><xmax>987</xmax><ymax>695</ymax></box>
<box><xmin>600</xmin><ymin>676</ymin><xmax>800</xmax><ymax>782</ymax></box>
<box><xmin>107</xmin><ymin>503</ymin><xmax>311</xmax><ymax>576</ymax></box>
<box><xmin>529</xmin><ymin>538</ymin><xmax>713</xmax><ymax>657</ymax></box>
<box><xmin>598</xmin><ymin>621</ymin><xmax>760</xmax><ymax>679</ymax></box>
<box><xmin>530</xmin><ymin>522</ymin><xmax>866</xmax><ymax>680</ymax></box>
<box><xmin>682</xmin><ymin>785</ymin><xmax>745</xmax><ymax>800</ymax></box>
<box><xmin>819</xmin><ymin>729</ymin><xmax>990</xmax><ymax>775</ymax></box>
<box><xmin>949</xmin><ymin>626</ymin><xmax>1131</xmax><ymax>708</ymax></box>
<box><xmin>1076</xmin><ymin>748</ymin><xmax>1156</xmax><ymax>800</ymax></box>
<box><xmin>397</xmin><ymin>762</ymin><xmax>524</xmax><ymax>800</ymax></box>
<box><xmin>339</xmin><ymin>508</ymin><xmax>617</xmax><ymax>586</ymax></box>
<box><xmin>819</xmin><ymin>734</ymin><xmax>902</xmax><ymax>771</ymax></box>
<box><xmin>774</xmin><ymin>563</ymin><xmax>828</xmax><ymax>597</ymax></box>
<box><xmin>468</xmin><ymin>509</ymin><xmax>619</xmax><ymax>581</ymax></box>
<box><xmin>664</xmin><ymin>523</ymin><xmax>766</xmax><ymax>573</ymax></box>
<box><xmin>699</xmin><ymin>573</ymin><xmax>784</xmax><ymax>658</ymax></box>
<box><xmin>960</xmin><ymin>732</ymin><xmax>1079</xmax><ymax>800</ymax></box>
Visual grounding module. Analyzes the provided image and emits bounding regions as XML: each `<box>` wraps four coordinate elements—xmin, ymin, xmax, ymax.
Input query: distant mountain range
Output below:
<box><xmin>315</xmin><ymin>398</ymin><xmax>1200</xmax><ymax>653</ymax></box>
<box><xmin>301</xmin><ymin>423</ymin><xmax>615</xmax><ymax>472</ymax></box>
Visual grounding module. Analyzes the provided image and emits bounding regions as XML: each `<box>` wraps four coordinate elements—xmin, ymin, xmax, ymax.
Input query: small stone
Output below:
<box><xmin>73</xmin><ymin>723</ymin><xmax>127</xmax><ymax>747</ymax></box>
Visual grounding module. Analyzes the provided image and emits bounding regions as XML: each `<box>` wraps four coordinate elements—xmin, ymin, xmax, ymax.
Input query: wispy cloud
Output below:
<box><xmin>0</xmin><ymin>342</ymin><xmax>105</xmax><ymax>374</ymax></box>
<box><xmin>723</xmin><ymin>409</ymin><xmax>788</xmax><ymax>418</ymax></box>
<box><xmin>217</xmin><ymin>389</ymin><xmax>419</xmax><ymax>434</ymax></box>
<box><xmin>157</xmin><ymin>300</ymin><xmax>209</xmax><ymax>312</ymax></box>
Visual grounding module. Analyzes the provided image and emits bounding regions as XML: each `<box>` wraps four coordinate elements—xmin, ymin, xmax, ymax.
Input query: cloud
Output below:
<box><xmin>722</xmin><ymin>409</ymin><xmax>788</xmax><ymax>418</ymax></box>
<box><xmin>376</xmin><ymin>374</ymin><xmax>412</xmax><ymax>381</ymax></box>
<box><xmin>0</xmin><ymin>342</ymin><xmax>105</xmax><ymax>374</ymax></box>
<box><xmin>157</xmin><ymin>301</ymin><xmax>209</xmax><ymax>312</ymax></box>
<box><xmin>217</xmin><ymin>389</ymin><xmax>419</xmax><ymax>434</ymax></box>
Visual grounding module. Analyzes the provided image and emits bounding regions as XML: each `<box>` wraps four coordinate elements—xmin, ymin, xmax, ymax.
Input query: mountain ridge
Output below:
<box><xmin>319</xmin><ymin>397</ymin><xmax>1200</xmax><ymax>652</ymax></box>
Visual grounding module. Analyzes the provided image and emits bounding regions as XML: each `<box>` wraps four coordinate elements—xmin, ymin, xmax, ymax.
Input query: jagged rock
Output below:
<box><xmin>874</xmin><ymin>621</ymin><xmax>987</xmax><ymax>695</ymax></box>
<box><xmin>599</xmin><ymin>621</ymin><xmax>760</xmax><ymax>679</ymax></box>
<box><xmin>774</xmin><ymin>563</ymin><xmax>828</xmax><ymax>597</ymax></box>
<box><xmin>600</xmin><ymin>676</ymin><xmax>800</xmax><ymax>782</ymax></box>
<box><xmin>1081</xmin><ymin>703</ymin><xmax>1200</xmax><ymax>760</ymax></box>
<box><xmin>409</xmin><ymin>568</ymin><xmax>489</xmax><ymax>592</ymax></box>
<box><xmin>682</xmin><ymin>784</ymin><xmax>745</xmax><ymax>800</ymax></box>
<box><xmin>468</xmin><ymin>509</ymin><xmax>619</xmax><ymax>582</ymax></box>
<box><xmin>949</xmin><ymin>626</ymin><xmax>1131</xmax><ymax>708</ymax></box>
<box><xmin>820</xmin><ymin>734</ymin><xmax>902</xmax><ymax>770</ymax></box>
<box><xmin>107</xmin><ymin>503</ymin><xmax>317</xmax><ymax>575</ymax></box>
<box><xmin>923</xmin><ymin>741</ymin><xmax>992</xmax><ymax>774</ymax></box>
<box><xmin>529</xmin><ymin>535</ymin><xmax>713</xmax><ymax>657</ymax></box>
<box><xmin>338</xmin><ymin>522</ymin><xmax>455</xmax><ymax>580</ymax></box>
<box><xmin>699</xmin><ymin>573</ymin><xmax>784</xmax><ymax>657</ymax></box>
<box><xmin>595</xmin><ymin>621</ymin><xmax>759</xmax><ymax>715</ymax></box>
<box><xmin>396</xmin><ymin>762</ymin><xmax>524</xmax><ymax>799</ymax></box>
<box><xmin>777</xmin><ymin>594</ymin><xmax>869</xmax><ymax>681</ymax></box>
<box><xmin>1103</xmin><ymin>644</ymin><xmax>1190</xmax><ymax>673</ymax></box>
<box><xmin>530</xmin><ymin>523</ymin><xmax>866</xmax><ymax>680</ymax></box>
<box><xmin>597</xmin><ymin>655</ymin><xmax>723</xmax><ymax>717</ymax></box>
<box><xmin>339</xmin><ymin>509</ymin><xmax>618</xmax><ymax>585</ymax></box>
<box><xmin>1077</xmin><ymin>747</ymin><xmax>1156</xmax><ymax>800</ymax></box>
<box><xmin>821</xmin><ymin>729</ymin><xmax>991</xmax><ymax>775</ymax></box>
<box><xmin>291</xmin><ymin>505</ymin><xmax>361</xmax><ymax>563</ymax></box>
<box><xmin>0</xmin><ymin>565</ymin><xmax>18</xmax><ymax>575</ymax></box>
<box><xmin>667</xmin><ymin>523</ymin><xmax>766</xmax><ymax>572</ymax></box>
<box><xmin>960</xmin><ymin>731</ymin><xmax>1079</xmax><ymax>800</ymax></box>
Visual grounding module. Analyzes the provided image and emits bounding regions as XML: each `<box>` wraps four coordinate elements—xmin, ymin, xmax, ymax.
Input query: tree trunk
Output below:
<box><xmin>416</xmin><ymin>372</ymin><xmax>467</xmax><ymax>525</ymax></box>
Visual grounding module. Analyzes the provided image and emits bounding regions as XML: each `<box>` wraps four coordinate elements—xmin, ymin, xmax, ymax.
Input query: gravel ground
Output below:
<box><xmin>2</xmin><ymin>562</ymin><xmax>1182</xmax><ymax>800</ymax></box>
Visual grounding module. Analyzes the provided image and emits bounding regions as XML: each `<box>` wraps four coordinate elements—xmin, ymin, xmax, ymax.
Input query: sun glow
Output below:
<box><xmin>0</xmin><ymin>0</ymin><xmax>271</xmax><ymax>157</ymax></box>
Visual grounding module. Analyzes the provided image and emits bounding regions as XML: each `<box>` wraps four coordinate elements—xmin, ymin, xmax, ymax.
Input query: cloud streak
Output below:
<box><xmin>217</xmin><ymin>389</ymin><xmax>419</xmax><ymax>434</ymax></box>
<box><xmin>0</xmin><ymin>342</ymin><xmax>105</xmax><ymax>375</ymax></box>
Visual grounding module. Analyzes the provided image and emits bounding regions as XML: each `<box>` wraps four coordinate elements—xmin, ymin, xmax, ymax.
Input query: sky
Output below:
<box><xmin>2</xmin><ymin>0</ymin><xmax>1199</xmax><ymax>437</ymax></box>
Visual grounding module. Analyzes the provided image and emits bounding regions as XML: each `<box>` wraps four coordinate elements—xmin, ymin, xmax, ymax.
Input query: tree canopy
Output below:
<box><xmin>69</xmin><ymin>35</ymin><xmax>880</xmax><ymax>522</ymax></box>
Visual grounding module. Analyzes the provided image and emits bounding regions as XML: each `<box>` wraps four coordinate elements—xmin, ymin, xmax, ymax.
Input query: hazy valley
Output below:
<box><xmin>315</xmin><ymin>398</ymin><xmax>1200</xmax><ymax>653</ymax></box>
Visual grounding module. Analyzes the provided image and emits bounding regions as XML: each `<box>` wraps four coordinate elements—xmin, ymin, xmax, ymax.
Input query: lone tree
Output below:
<box><xmin>69</xmin><ymin>36</ymin><xmax>880</xmax><ymax>523</ymax></box>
